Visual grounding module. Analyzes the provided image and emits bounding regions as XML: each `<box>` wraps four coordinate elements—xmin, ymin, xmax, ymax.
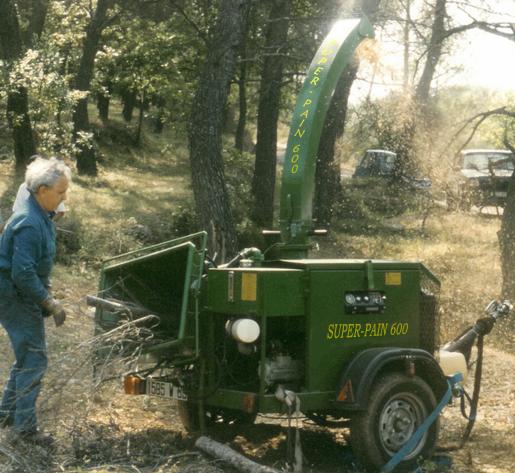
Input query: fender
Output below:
<box><xmin>334</xmin><ymin>347</ymin><xmax>447</xmax><ymax>411</ymax></box>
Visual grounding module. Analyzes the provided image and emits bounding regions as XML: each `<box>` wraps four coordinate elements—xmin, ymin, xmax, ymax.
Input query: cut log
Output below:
<box><xmin>195</xmin><ymin>436</ymin><xmax>281</xmax><ymax>473</ymax></box>
<box><xmin>86</xmin><ymin>295</ymin><xmax>150</xmax><ymax>316</ymax></box>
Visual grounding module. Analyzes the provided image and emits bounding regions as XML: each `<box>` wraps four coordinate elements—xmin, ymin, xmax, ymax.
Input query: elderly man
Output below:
<box><xmin>12</xmin><ymin>155</ymin><xmax>66</xmax><ymax>219</ymax></box>
<box><xmin>0</xmin><ymin>157</ymin><xmax>71</xmax><ymax>446</ymax></box>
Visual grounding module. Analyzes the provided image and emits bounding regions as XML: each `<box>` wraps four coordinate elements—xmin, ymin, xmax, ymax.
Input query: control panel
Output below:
<box><xmin>344</xmin><ymin>291</ymin><xmax>386</xmax><ymax>314</ymax></box>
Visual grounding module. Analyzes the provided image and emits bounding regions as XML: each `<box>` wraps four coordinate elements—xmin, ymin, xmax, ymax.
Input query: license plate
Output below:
<box><xmin>495</xmin><ymin>191</ymin><xmax>507</xmax><ymax>197</ymax></box>
<box><xmin>146</xmin><ymin>379</ymin><xmax>188</xmax><ymax>400</ymax></box>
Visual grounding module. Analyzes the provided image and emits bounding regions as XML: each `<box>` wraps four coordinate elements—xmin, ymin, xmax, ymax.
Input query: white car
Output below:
<box><xmin>458</xmin><ymin>149</ymin><xmax>514</xmax><ymax>208</ymax></box>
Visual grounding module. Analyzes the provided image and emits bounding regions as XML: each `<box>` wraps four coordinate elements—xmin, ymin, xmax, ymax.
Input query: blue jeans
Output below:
<box><xmin>0</xmin><ymin>296</ymin><xmax>47</xmax><ymax>433</ymax></box>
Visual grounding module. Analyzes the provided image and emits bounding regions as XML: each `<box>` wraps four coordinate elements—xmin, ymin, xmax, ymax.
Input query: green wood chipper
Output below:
<box><xmin>89</xmin><ymin>17</ymin><xmax>512</xmax><ymax>472</ymax></box>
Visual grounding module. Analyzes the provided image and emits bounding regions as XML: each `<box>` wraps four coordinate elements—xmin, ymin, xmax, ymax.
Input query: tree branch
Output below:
<box><xmin>476</xmin><ymin>22</ymin><xmax>515</xmax><ymax>41</ymax></box>
<box><xmin>445</xmin><ymin>20</ymin><xmax>515</xmax><ymax>41</ymax></box>
<box><xmin>443</xmin><ymin>107</ymin><xmax>515</xmax><ymax>164</ymax></box>
<box><xmin>167</xmin><ymin>0</ymin><xmax>208</xmax><ymax>44</ymax></box>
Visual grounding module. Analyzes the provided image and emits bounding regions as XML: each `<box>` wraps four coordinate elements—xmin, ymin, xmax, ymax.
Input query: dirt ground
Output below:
<box><xmin>0</xmin><ymin>273</ymin><xmax>514</xmax><ymax>473</ymax></box>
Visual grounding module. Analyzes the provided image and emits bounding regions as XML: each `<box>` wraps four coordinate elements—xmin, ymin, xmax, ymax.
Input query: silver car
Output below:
<box><xmin>458</xmin><ymin>149</ymin><xmax>514</xmax><ymax>208</ymax></box>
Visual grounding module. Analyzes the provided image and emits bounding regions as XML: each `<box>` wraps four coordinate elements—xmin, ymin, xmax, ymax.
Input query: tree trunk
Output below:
<box><xmin>7</xmin><ymin>89</ymin><xmax>37</xmax><ymax>173</ymax></box>
<box><xmin>251</xmin><ymin>0</ymin><xmax>290</xmax><ymax>228</ymax></box>
<box><xmin>499</xmin><ymin>164</ymin><xmax>515</xmax><ymax>300</ymax></box>
<box><xmin>0</xmin><ymin>0</ymin><xmax>37</xmax><ymax>173</ymax></box>
<box><xmin>313</xmin><ymin>64</ymin><xmax>358</xmax><ymax>227</ymax></box>
<box><xmin>97</xmin><ymin>80</ymin><xmax>112</xmax><ymax>122</ymax></box>
<box><xmin>73</xmin><ymin>0</ymin><xmax>113</xmax><ymax>175</ymax></box>
<box><xmin>313</xmin><ymin>0</ymin><xmax>382</xmax><ymax>227</ymax></box>
<box><xmin>121</xmin><ymin>88</ymin><xmax>137</xmax><ymax>123</ymax></box>
<box><xmin>235</xmin><ymin>47</ymin><xmax>247</xmax><ymax>152</ymax></box>
<box><xmin>97</xmin><ymin>93</ymin><xmax>109</xmax><ymax>122</ymax></box>
<box><xmin>135</xmin><ymin>90</ymin><xmax>146</xmax><ymax>147</ymax></box>
<box><xmin>403</xmin><ymin>0</ymin><xmax>411</xmax><ymax>93</ymax></box>
<box><xmin>415</xmin><ymin>0</ymin><xmax>446</xmax><ymax>105</ymax></box>
<box><xmin>153</xmin><ymin>96</ymin><xmax>166</xmax><ymax>134</ymax></box>
<box><xmin>23</xmin><ymin>0</ymin><xmax>49</xmax><ymax>46</ymax></box>
<box><xmin>189</xmin><ymin>0</ymin><xmax>251</xmax><ymax>260</ymax></box>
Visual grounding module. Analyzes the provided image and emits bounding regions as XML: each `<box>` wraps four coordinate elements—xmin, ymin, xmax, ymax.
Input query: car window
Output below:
<box><xmin>359</xmin><ymin>154</ymin><xmax>375</xmax><ymax>169</ymax></box>
<box><xmin>381</xmin><ymin>155</ymin><xmax>396</xmax><ymax>173</ymax></box>
<box><xmin>355</xmin><ymin>151</ymin><xmax>397</xmax><ymax>177</ymax></box>
<box><xmin>463</xmin><ymin>152</ymin><xmax>514</xmax><ymax>171</ymax></box>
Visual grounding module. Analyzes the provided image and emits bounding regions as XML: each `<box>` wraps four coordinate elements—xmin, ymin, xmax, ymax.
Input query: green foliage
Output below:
<box><xmin>93</xmin><ymin>7</ymin><xmax>206</xmax><ymax>130</ymax></box>
<box><xmin>0</xmin><ymin>0</ymin><xmax>94</xmax><ymax>158</ymax></box>
<box><xmin>477</xmin><ymin>93</ymin><xmax>515</xmax><ymax>149</ymax></box>
<box><xmin>224</xmin><ymin>147</ymin><xmax>254</xmax><ymax>220</ymax></box>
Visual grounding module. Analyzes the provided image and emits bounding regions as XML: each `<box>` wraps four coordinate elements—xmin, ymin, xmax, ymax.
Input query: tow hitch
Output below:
<box><xmin>382</xmin><ymin>300</ymin><xmax>512</xmax><ymax>473</ymax></box>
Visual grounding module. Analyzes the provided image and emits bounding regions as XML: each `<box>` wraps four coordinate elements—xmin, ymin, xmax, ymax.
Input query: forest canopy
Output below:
<box><xmin>0</xmin><ymin>0</ymin><xmax>514</xmax><ymax>259</ymax></box>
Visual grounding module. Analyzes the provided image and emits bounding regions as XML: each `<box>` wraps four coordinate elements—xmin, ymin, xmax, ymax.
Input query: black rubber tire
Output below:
<box><xmin>177</xmin><ymin>401</ymin><xmax>256</xmax><ymax>432</ymax></box>
<box><xmin>351</xmin><ymin>373</ymin><xmax>439</xmax><ymax>472</ymax></box>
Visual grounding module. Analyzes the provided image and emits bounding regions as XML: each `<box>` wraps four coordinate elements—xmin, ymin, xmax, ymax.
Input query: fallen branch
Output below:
<box><xmin>195</xmin><ymin>436</ymin><xmax>281</xmax><ymax>473</ymax></box>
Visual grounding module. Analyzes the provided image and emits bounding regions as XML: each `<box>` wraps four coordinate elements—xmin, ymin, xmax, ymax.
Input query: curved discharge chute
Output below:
<box><xmin>279</xmin><ymin>17</ymin><xmax>374</xmax><ymax>257</ymax></box>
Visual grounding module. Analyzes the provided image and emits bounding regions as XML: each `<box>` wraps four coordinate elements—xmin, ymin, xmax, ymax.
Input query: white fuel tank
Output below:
<box><xmin>438</xmin><ymin>349</ymin><xmax>467</xmax><ymax>382</ymax></box>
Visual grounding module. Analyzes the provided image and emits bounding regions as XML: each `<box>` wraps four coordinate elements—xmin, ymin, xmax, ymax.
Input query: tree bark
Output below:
<box><xmin>7</xmin><ymin>90</ymin><xmax>37</xmax><ymax>172</ymax></box>
<box><xmin>251</xmin><ymin>0</ymin><xmax>290</xmax><ymax>228</ymax></box>
<box><xmin>122</xmin><ymin>88</ymin><xmax>137</xmax><ymax>123</ymax></box>
<box><xmin>135</xmin><ymin>90</ymin><xmax>146</xmax><ymax>147</ymax></box>
<box><xmin>235</xmin><ymin>45</ymin><xmax>247</xmax><ymax>152</ymax></box>
<box><xmin>23</xmin><ymin>0</ymin><xmax>49</xmax><ymax>46</ymax></box>
<box><xmin>73</xmin><ymin>0</ymin><xmax>113</xmax><ymax>175</ymax></box>
<box><xmin>498</xmin><ymin>135</ymin><xmax>515</xmax><ymax>299</ymax></box>
<box><xmin>97</xmin><ymin>80</ymin><xmax>112</xmax><ymax>122</ymax></box>
<box><xmin>403</xmin><ymin>0</ymin><xmax>411</xmax><ymax>93</ymax></box>
<box><xmin>195</xmin><ymin>436</ymin><xmax>280</xmax><ymax>473</ymax></box>
<box><xmin>499</xmin><ymin>171</ymin><xmax>515</xmax><ymax>300</ymax></box>
<box><xmin>415</xmin><ymin>0</ymin><xmax>446</xmax><ymax>105</ymax></box>
<box><xmin>313</xmin><ymin>64</ymin><xmax>358</xmax><ymax>227</ymax></box>
<box><xmin>153</xmin><ymin>96</ymin><xmax>166</xmax><ymax>134</ymax></box>
<box><xmin>0</xmin><ymin>0</ymin><xmax>37</xmax><ymax>173</ymax></box>
<box><xmin>189</xmin><ymin>0</ymin><xmax>251</xmax><ymax>260</ymax></box>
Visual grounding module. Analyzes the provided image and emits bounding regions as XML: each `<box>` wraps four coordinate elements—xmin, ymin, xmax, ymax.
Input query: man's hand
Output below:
<box><xmin>41</xmin><ymin>297</ymin><xmax>66</xmax><ymax>327</ymax></box>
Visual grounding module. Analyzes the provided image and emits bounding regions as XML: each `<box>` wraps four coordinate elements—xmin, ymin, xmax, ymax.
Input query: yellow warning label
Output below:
<box><xmin>385</xmin><ymin>272</ymin><xmax>402</xmax><ymax>285</ymax></box>
<box><xmin>241</xmin><ymin>273</ymin><xmax>257</xmax><ymax>301</ymax></box>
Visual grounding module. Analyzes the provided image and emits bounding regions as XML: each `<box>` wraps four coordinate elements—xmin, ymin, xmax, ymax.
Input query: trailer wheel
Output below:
<box><xmin>351</xmin><ymin>373</ymin><xmax>438</xmax><ymax>472</ymax></box>
<box><xmin>177</xmin><ymin>401</ymin><xmax>256</xmax><ymax>432</ymax></box>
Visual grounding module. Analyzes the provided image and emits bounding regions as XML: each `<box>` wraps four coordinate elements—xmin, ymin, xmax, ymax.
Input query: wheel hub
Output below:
<box><xmin>379</xmin><ymin>397</ymin><xmax>425</xmax><ymax>457</ymax></box>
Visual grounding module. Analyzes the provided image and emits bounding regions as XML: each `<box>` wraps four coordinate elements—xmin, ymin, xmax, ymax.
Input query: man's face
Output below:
<box><xmin>37</xmin><ymin>175</ymin><xmax>69</xmax><ymax>212</ymax></box>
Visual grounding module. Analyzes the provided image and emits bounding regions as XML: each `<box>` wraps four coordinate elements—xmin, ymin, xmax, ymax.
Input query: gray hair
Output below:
<box><xmin>25</xmin><ymin>157</ymin><xmax>72</xmax><ymax>192</ymax></box>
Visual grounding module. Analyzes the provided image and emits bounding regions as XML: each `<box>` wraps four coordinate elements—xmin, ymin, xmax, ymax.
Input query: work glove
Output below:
<box><xmin>41</xmin><ymin>297</ymin><xmax>66</xmax><ymax>327</ymax></box>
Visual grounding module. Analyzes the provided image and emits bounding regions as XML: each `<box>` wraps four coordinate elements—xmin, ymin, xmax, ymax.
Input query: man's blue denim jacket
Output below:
<box><xmin>0</xmin><ymin>194</ymin><xmax>56</xmax><ymax>304</ymax></box>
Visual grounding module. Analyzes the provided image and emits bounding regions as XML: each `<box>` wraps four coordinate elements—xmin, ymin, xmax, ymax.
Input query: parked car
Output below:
<box><xmin>352</xmin><ymin>149</ymin><xmax>431</xmax><ymax>190</ymax></box>
<box><xmin>353</xmin><ymin>149</ymin><xmax>397</xmax><ymax>178</ymax></box>
<box><xmin>454</xmin><ymin>149</ymin><xmax>514</xmax><ymax>209</ymax></box>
